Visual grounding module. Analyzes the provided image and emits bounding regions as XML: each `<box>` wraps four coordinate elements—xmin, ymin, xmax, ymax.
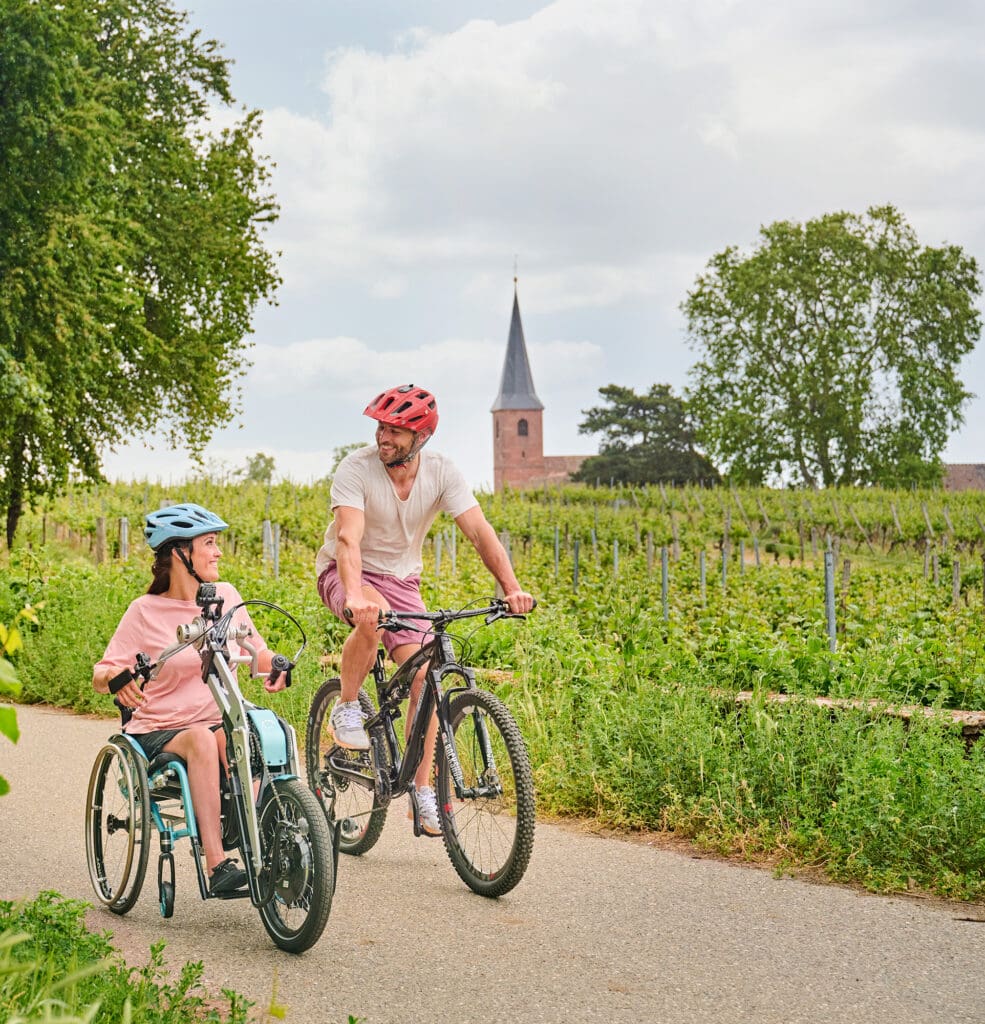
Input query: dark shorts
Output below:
<box><xmin>127</xmin><ymin>724</ymin><xmax>221</xmax><ymax>763</ymax></box>
<box><xmin>318</xmin><ymin>562</ymin><xmax>426</xmax><ymax>654</ymax></box>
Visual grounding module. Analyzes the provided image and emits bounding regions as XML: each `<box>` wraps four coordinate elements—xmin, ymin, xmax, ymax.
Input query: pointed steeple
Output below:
<box><xmin>491</xmin><ymin>280</ymin><xmax>543</xmax><ymax>412</ymax></box>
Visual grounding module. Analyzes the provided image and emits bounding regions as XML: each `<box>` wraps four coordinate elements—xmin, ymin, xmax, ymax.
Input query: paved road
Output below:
<box><xmin>4</xmin><ymin>703</ymin><xmax>985</xmax><ymax>1024</ymax></box>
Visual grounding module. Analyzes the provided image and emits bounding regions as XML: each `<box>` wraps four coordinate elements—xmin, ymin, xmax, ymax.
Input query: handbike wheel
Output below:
<box><xmin>436</xmin><ymin>689</ymin><xmax>536</xmax><ymax>898</ymax></box>
<box><xmin>305</xmin><ymin>677</ymin><xmax>389</xmax><ymax>856</ymax></box>
<box><xmin>84</xmin><ymin>740</ymin><xmax>151</xmax><ymax>914</ymax></box>
<box><xmin>257</xmin><ymin>777</ymin><xmax>334</xmax><ymax>953</ymax></box>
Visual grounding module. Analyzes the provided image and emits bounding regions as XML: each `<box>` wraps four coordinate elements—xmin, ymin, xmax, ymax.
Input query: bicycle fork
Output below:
<box><xmin>438</xmin><ymin>674</ymin><xmax>504</xmax><ymax>801</ymax></box>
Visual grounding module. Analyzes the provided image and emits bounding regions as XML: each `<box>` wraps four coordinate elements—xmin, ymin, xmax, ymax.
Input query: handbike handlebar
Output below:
<box><xmin>111</xmin><ymin>593</ymin><xmax>305</xmax><ymax>692</ymax></box>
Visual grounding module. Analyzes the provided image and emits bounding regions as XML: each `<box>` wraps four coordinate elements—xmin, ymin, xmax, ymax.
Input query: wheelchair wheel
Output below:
<box><xmin>85</xmin><ymin>740</ymin><xmax>151</xmax><ymax>914</ymax></box>
<box><xmin>159</xmin><ymin>851</ymin><xmax>176</xmax><ymax>919</ymax></box>
<box><xmin>257</xmin><ymin>777</ymin><xmax>334</xmax><ymax>953</ymax></box>
<box><xmin>159</xmin><ymin>881</ymin><xmax>175</xmax><ymax>919</ymax></box>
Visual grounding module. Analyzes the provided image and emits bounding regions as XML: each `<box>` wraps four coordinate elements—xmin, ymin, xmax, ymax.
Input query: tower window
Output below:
<box><xmin>518</xmin><ymin>418</ymin><xmax>528</xmax><ymax>437</ymax></box>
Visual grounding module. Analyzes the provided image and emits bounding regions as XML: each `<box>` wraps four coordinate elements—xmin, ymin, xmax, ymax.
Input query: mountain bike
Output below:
<box><xmin>85</xmin><ymin>583</ymin><xmax>335</xmax><ymax>953</ymax></box>
<box><xmin>306</xmin><ymin>598</ymin><xmax>536</xmax><ymax>898</ymax></box>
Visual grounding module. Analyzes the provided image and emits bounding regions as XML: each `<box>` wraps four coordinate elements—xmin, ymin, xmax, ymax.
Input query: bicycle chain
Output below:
<box><xmin>370</xmin><ymin>726</ymin><xmax>392</xmax><ymax>805</ymax></box>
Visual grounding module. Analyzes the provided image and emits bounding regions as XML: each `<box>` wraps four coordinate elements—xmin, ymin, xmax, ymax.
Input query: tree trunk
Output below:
<box><xmin>5</xmin><ymin>485</ymin><xmax>22</xmax><ymax>549</ymax></box>
<box><xmin>5</xmin><ymin>436</ymin><xmax>26</xmax><ymax>548</ymax></box>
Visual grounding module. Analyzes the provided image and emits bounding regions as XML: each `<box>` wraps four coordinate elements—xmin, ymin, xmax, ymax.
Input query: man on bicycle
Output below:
<box><xmin>316</xmin><ymin>383</ymin><xmax>534</xmax><ymax>836</ymax></box>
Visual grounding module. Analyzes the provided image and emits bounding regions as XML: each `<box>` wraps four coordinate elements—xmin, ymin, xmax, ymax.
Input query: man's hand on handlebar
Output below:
<box><xmin>502</xmin><ymin>590</ymin><xmax>536</xmax><ymax>615</ymax></box>
<box><xmin>342</xmin><ymin>593</ymin><xmax>382</xmax><ymax>626</ymax></box>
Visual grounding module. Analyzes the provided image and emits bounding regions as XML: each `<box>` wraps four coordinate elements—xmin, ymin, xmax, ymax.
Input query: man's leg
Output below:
<box><xmin>331</xmin><ymin>582</ymin><xmax>391</xmax><ymax>748</ymax></box>
<box><xmin>390</xmin><ymin>642</ymin><xmax>441</xmax><ymax>837</ymax></box>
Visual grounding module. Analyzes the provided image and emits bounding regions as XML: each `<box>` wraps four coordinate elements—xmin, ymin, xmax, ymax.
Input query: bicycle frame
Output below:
<box><xmin>326</xmin><ymin>616</ymin><xmax>504</xmax><ymax>808</ymax></box>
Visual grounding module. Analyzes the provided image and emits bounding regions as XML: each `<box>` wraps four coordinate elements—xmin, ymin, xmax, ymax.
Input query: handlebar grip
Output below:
<box><xmin>268</xmin><ymin>653</ymin><xmax>293</xmax><ymax>687</ymax></box>
<box><xmin>107</xmin><ymin>668</ymin><xmax>135</xmax><ymax>695</ymax></box>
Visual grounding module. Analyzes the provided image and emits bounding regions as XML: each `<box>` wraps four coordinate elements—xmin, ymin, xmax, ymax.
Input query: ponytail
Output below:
<box><xmin>147</xmin><ymin>540</ymin><xmax>191</xmax><ymax>594</ymax></box>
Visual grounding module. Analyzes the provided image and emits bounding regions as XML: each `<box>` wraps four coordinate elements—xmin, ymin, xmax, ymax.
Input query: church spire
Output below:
<box><xmin>491</xmin><ymin>279</ymin><xmax>543</xmax><ymax>412</ymax></box>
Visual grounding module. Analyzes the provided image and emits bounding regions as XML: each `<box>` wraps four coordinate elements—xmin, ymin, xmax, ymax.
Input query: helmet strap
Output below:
<box><xmin>384</xmin><ymin>430</ymin><xmax>430</xmax><ymax>468</ymax></box>
<box><xmin>174</xmin><ymin>544</ymin><xmax>205</xmax><ymax>585</ymax></box>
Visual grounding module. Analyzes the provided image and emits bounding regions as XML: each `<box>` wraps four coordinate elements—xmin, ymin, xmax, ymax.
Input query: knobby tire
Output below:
<box><xmin>436</xmin><ymin>689</ymin><xmax>536</xmax><ymax>898</ymax></box>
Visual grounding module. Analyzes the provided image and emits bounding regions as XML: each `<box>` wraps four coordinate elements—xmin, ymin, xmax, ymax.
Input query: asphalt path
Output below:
<box><xmin>4</xmin><ymin>703</ymin><xmax>985</xmax><ymax>1024</ymax></box>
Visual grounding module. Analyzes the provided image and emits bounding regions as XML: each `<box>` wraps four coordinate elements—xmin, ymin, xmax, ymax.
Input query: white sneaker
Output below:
<box><xmin>329</xmin><ymin>699</ymin><xmax>369</xmax><ymax>751</ymax></box>
<box><xmin>409</xmin><ymin>785</ymin><xmax>442</xmax><ymax>837</ymax></box>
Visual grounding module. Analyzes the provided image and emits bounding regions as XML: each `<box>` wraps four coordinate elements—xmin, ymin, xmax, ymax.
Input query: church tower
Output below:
<box><xmin>491</xmin><ymin>280</ymin><xmax>545</xmax><ymax>490</ymax></box>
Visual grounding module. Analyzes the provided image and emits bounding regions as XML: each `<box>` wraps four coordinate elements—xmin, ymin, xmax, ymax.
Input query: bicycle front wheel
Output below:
<box><xmin>435</xmin><ymin>689</ymin><xmax>536</xmax><ymax>897</ymax></box>
<box><xmin>257</xmin><ymin>777</ymin><xmax>334</xmax><ymax>954</ymax></box>
<box><xmin>305</xmin><ymin>678</ymin><xmax>389</xmax><ymax>856</ymax></box>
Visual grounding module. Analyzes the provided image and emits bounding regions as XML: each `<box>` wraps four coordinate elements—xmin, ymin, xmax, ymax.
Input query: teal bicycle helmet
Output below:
<box><xmin>144</xmin><ymin>503</ymin><xmax>229</xmax><ymax>551</ymax></box>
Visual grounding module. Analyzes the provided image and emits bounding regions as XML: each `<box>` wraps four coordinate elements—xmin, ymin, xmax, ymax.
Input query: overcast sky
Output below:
<box><xmin>101</xmin><ymin>0</ymin><xmax>985</xmax><ymax>491</ymax></box>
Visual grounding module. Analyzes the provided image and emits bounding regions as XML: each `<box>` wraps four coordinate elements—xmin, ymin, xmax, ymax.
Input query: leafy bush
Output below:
<box><xmin>0</xmin><ymin>892</ymin><xmax>251</xmax><ymax>1023</ymax></box>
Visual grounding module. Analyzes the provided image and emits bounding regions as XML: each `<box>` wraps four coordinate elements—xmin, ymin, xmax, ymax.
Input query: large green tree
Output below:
<box><xmin>0</xmin><ymin>0</ymin><xmax>280</xmax><ymax>545</ymax></box>
<box><xmin>682</xmin><ymin>205</ymin><xmax>981</xmax><ymax>488</ymax></box>
<box><xmin>572</xmin><ymin>383</ymin><xmax>720</xmax><ymax>486</ymax></box>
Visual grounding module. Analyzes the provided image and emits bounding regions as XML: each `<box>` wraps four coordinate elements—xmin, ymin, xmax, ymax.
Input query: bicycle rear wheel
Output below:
<box><xmin>436</xmin><ymin>689</ymin><xmax>535</xmax><ymax>897</ymax></box>
<box><xmin>84</xmin><ymin>739</ymin><xmax>151</xmax><ymax>914</ymax></box>
<box><xmin>305</xmin><ymin>677</ymin><xmax>389</xmax><ymax>855</ymax></box>
<box><xmin>257</xmin><ymin>777</ymin><xmax>334</xmax><ymax>953</ymax></box>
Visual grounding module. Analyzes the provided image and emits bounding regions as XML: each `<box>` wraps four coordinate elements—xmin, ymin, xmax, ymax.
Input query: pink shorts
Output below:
<box><xmin>317</xmin><ymin>562</ymin><xmax>426</xmax><ymax>654</ymax></box>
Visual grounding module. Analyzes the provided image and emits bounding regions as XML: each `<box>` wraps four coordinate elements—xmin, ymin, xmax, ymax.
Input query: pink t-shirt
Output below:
<box><xmin>94</xmin><ymin>581</ymin><xmax>268</xmax><ymax>735</ymax></box>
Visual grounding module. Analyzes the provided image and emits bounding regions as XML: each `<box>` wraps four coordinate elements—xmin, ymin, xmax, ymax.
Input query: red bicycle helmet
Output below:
<box><xmin>364</xmin><ymin>384</ymin><xmax>439</xmax><ymax>439</ymax></box>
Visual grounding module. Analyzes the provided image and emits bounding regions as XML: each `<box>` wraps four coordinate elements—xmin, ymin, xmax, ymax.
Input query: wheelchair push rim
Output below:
<box><xmin>84</xmin><ymin>740</ymin><xmax>151</xmax><ymax>914</ymax></box>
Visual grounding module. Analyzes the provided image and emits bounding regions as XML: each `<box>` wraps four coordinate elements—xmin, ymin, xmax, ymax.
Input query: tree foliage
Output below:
<box><xmin>0</xmin><ymin>0</ymin><xmax>280</xmax><ymax>545</ymax></box>
<box><xmin>241</xmin><ymin>452</ymin><xmax>276</xmax><ymax>485</ymax></box>
<box><xmin>682</xmin><ymin>205</ymin><xmax>981</xmax><ymax>489</ymax></box>
<box><xmin>572</xmin><ymin>384</ymin><xmax>720</xmax><ymax>485</ymax></box>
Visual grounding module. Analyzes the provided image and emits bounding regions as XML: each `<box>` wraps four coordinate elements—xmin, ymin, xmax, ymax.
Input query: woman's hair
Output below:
<box><xmin>147</xmin><ymin>539</ymin><xmax>191</xmax><ymax>595</ymax></box>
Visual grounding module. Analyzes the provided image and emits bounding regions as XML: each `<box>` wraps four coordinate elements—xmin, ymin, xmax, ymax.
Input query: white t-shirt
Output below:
<box><xmin>315</xmin><ymin>446</ymin><xmax>477</xmax><ymax>580</ymax></box>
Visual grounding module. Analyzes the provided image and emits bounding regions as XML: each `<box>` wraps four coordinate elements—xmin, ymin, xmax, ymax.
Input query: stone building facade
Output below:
<box><xmin>944</xmin><ymin>464</ymin><xmax>985</xmax><ymax>490</ymax></box>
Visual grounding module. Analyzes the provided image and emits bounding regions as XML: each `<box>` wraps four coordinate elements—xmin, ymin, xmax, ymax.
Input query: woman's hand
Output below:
<box><xmin>262</xmin><ymin>653</ymin><xmax>293</xmax><ymax>692</ymax></box>
<box><xmin>113</xmin><ymin>677</ymin><xmax>145</xmax><ymax>710</ymax></box>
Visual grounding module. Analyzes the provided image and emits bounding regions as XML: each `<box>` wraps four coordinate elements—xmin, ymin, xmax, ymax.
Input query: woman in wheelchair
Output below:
<box><xmin>92</xmin><ymin>503</ymin><xmax>288</xmax><ymax>896</ymax></box>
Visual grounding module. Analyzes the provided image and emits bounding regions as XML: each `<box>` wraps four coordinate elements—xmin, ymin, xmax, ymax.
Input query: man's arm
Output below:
<box><xmin>455</xmin><ymin>505</ymin><xmax>535</xmax><ymax>613</ymax></box>
<box><xmin>333</xmin><ymin>505</ymin><xmax>380</xmax><ymax>623</ymax></box>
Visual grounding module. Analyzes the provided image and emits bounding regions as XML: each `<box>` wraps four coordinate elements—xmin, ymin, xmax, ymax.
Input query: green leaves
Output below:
<box><xmin>573</xmin><ymin>383</ymin><xmax>720</xmax><ymax>485</ymax></box>
<box><xmin>0</xmin><ymin>0</ymin><xmax>280</xmax><ymax>545</ymax></box>
<box><xmin>683</xmin><ymin>205</ymin><xmax>981</xmax><ymax>487</ymax></box>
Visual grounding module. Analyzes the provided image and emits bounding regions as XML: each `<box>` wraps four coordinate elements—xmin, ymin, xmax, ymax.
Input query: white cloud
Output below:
<box><xmin>104</xmin><ymin>329</ymin><xmax>603</xmax><ymax>491</ymax></box>
<box><xmin>103</xmin><ymin>0</ymin><xmax>985</xmax><ymax>485</ymax></box>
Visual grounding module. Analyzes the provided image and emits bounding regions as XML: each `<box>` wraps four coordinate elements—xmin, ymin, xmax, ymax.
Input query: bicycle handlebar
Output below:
<box><xmin>376</xmin><ymin>597</ymin><xmax>537</xmax><ymax>633</ymax></box>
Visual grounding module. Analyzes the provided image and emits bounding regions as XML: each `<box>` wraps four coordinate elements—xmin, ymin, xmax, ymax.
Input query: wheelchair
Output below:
<box><xmin>84</xmin><ymin>588</ymin><xmax>336</xmax><ymax>953</ymax></box>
